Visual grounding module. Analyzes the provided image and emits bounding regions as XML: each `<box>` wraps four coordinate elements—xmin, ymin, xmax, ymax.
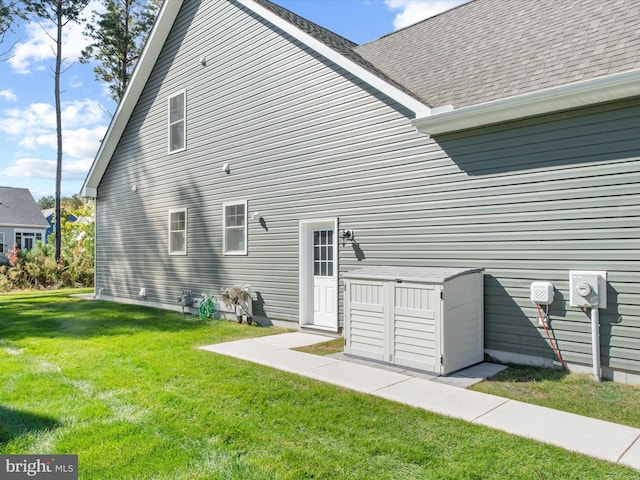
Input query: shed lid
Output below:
<box><xmin>342</xmin><ymin>266</ymin><xmax>484</xmax><ymax>283</ymax></box>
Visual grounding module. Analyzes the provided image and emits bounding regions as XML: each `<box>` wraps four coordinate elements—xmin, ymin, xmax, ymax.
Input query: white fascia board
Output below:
<box><xmin>80</xmin><ymin>0</ymin><xmax>185</xmax><ymax>198</ymax></box>
<box><xmin>412</xmin><ymin>69</ymin><xmax>640</xmax><ymax>136</ymax></box>
<box><xmin>239</xmin><ymin>0</ymin><xmax>430</xmax><ymax>118</ymax></box>
<box><xmin>1</xmin><ymin>224</ymin><xmax>47</xmax><ymax>230</ymax></box>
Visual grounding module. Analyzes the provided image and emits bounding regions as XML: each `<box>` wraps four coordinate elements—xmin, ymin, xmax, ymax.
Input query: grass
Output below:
<box><xmin>294</xmin><ymin>337</ymin><xmax>344</xmax><ymax>356</ymax></box>
<box><xmin>0</xmin><ymin>290</ymin><xmax>638</xmax><ymax>479</ymax></box>
<box><xmin>470</xmin><ymin>364</ymin><xmax>640</xmax><ymax>428</ymax></box>
<box><xmin>299</xmin><ymin>337</ymin><xmax>640</xmax><ymax>429</ymax></box>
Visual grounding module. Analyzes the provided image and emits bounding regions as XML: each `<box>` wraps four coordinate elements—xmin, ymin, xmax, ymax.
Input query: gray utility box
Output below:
<box><xmin>343</xmin><ymin>266</ymin><xmax>484</xmax><ymax>375</ymax></box>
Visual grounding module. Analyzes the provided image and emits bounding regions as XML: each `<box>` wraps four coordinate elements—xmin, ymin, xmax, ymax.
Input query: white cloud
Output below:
<box><xmin>1</xmin><ymin>156</ymin><xmax>93</xmax><ymax>181</ymax></box>
<box><xmin>385</xmin><ymin>0</ymin><xmax>470</xmax><ymax>30</ymax></box>
<box><xmin>19</xmin><ymin>126</ymin><xmax>106</xmax><ymax>159</ymax></box>
<box><xmin>1</xmin><ymin>158</ymin><xmax>56</xmax><ymax>179</ymax></box>
<box><xmin>0</xmin><ymin>90</ymin><xmax>17</xmax><ymax>102</ymax></box>
<box><xmin>1</xmin><ymin>102</ymin><xmax>55</xmax><ymax>135</ymax></box>
<box><xmin>8</xmin><ymin>16</ymin><xmax>91</xmax><ymax>75</ymax></box>
<box><xmin>0</xmin><ymin>99</ymin><xmax>107</xmax><ymax>136</ymax></box>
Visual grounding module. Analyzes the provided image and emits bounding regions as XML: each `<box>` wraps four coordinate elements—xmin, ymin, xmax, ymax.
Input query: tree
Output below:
<box><xmin>25</xmin><ymin>0</ymin><xmax>90</xmax><ymax>262</ymax></box>
<box><xmin>37</xmin><ymin>195</ymin><xmax>56</xmax><ymax>209</ymax></box>
<box><xmin>62</xmin><ymin>193</ymin><xmax>81</xmax><ymax>210</ymax></box>
<box><xmin>0</xmin><ymin>1</ymin><xmax>25</xmax><ymax>57</ymax></box>
<box><xmin>80</xmin><ymin>0</ymin><xmax>159</xmax><ymax>103</ymax></box>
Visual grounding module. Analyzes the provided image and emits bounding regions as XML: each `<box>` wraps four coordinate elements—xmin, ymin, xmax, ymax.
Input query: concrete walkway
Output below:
<box><xmin>199</xmin><ymin>332</ymin><xmax>640</xmax><ymax>470</ymax></box>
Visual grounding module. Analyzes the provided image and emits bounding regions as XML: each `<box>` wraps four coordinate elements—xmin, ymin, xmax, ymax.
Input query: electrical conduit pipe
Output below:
<box><xmin>591</xmin><ymin>306</ymin><xmax>601</xmax><ymax>382</ymax></box>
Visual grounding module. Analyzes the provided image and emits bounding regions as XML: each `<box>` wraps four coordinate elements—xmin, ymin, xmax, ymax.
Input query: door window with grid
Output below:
<box><xmin>313</xmin><ymin>230</ymin><xmax>333</xmax><ymax>277</ymax></box>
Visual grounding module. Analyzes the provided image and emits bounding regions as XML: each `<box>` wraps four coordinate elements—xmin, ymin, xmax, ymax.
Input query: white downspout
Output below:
<box><xmin>591</xmin><ymin>307</ymin><xmax>601</xmax><ymax>382</ymax></box>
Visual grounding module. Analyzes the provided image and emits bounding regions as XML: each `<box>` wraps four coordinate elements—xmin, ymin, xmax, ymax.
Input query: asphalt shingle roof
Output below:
<box><xmin>0</xmin><ymin>187</ymin><xmax>49</xmax><ymax>228</ymax></box>
<box><xmin>252</xmin><ymin>0</ymin><xmax>419</xmax><ymax>99</ymax></box>
<box><xmin>354</xmin><ymin>0</ymin><xmax>640</xmax><ymax>108</ymax></box>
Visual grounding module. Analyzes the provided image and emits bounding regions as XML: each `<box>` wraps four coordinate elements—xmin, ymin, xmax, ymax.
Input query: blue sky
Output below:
<box><xmin>0</xmin><ymin>0</ymin><xmax>467</xmax><ymax>201</ymax></box>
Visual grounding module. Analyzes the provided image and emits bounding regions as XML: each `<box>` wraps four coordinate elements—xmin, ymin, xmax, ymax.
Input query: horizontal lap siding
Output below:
<box><xmin>96</xmin><ymin>0</ymin><xmax>640</xmax><ymax>374</ymax></box>
<box><xmin>96</xmin><ymin>0</ymin><xmax>424</xmax><ymax>323</ymax></box>
<box><xmin>340</xmin><ymin>101</ymin><xmax>640</xmax><ymax>373</ymax></box>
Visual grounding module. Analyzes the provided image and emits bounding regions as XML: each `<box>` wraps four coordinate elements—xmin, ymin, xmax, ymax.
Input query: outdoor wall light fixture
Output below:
<box><xmin>251</xmin><ymin>212</ymin><xmax>262</xmax><ymax>221</ymax></box>
<box><xmin>222</xmin><ymin>163</ymin><xmax>230</xmax><ymax>173</ymax></box>
<box><xmin>199</xmin><ymin>56</ymin><xmax>207</xmax><ymax>66</ymax></box>
<box><xmin>340</xmin><ymin>229</ymin><xmax>355</xmax><ymax>246</ymax></box>
<box><xmin>131</xmin><ymin>184</ymin><xmax>137</xmax><ymax>192</ymax></box>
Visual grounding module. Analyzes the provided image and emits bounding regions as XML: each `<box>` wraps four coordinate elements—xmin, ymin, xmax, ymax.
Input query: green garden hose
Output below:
<box><xmin>199</xmin><ymin>295</ymin><xmax>220</xmax><ymax>319</ymax></box>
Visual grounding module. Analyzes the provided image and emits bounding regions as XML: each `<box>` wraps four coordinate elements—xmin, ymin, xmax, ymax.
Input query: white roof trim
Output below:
<box><xmin>81</xmin><ymin>0</ymin><xmax>185</xmax><ymax>198</ymax></box>
<box><xmin>239</xmin><ymin>0</ymin><xmax>431</xmax><ymax>118</ymax></box>
<box><xmin>81</xmin><ymin>0</ymin><xmax>431</xmax><ymax>198</ymax></box>
<box><xmin>413</xmin><ymin>69</ymin><xmax>640</xmax><ymax>136</ymax></box>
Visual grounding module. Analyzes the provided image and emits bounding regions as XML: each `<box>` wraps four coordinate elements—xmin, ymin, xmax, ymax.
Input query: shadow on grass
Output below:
<box><xmin>485</xmin><ymin>363</ymin><xmax>570</xmax><ymax>383</ymax></box>
<box><xmin>0</xmin><ymin>405</ymin><xmax>59</xmax><ymax>445</ymax></box>
<box><xmin>0</xmin><ymin>295</ymin><xmax>208</xmax><ymax>341</ymax></box>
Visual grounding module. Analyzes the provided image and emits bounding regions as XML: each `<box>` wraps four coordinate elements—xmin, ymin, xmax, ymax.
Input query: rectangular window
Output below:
<box><xmin>0</xmin><ymin>232</ymin><xmax>4</xmax><ymax>253</ymax></box>
<box><xmin>168</xmin><ymin>208</ymin><xmax>187</xmax><ymax>255</ymax></box>
<box><xmin>223</xmin><ymin>201</ymin><xmax>247</xmax><ymax>255</ymax></box>
<box><xmin>168</xmin><ymin>90</ymin><xmax>186</xmax><ymax>153</ymax></box>
<box><xmin>313</xmin><ymin>229</ymin><xmax>334</xmax><ymax>277</ymax></box>
<box><xmin>15</xmin><ymin>232</ymin><xmax>39</xmax><ymax>251</ymax></box>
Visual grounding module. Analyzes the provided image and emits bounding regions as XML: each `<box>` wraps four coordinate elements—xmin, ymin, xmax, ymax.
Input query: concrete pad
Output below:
<box><xmin>253</xmin><ymin>332</ymin><xmax>332</xmax><ymax>349</ymax></box>
<box><xmin>475</xmin><ymin>400</ymin><xmax>640</xmax><ymax>463</ymax></box>
<box><xmin>375</xmin><ymin>377</ymin><xmax>508</xmax><ymax>422</ymax></box>
<box><xmin>457</xmin><ymin>362</ymin><xmax>508</xmax><ymax>379</ymax></box>
<box><xmin>619</xmin><ymin>435</ymin><xmax>640</xmax><ymax>470</ymax></box>
<box><xmin>250</xmin><ymin>349</ymin><xmax>340</xmax><ymax>374</ymax></box>
<box><xmin>434</xmin><ymin>375</ymin><xmax>486</xmax><ymax>388</ymax></box>
<box><xmin>302</xmin><ymin>360</ymin><xmax>410</xmax><ymax>393</ymax></box>
<box><xmin>435</xmin><ymin>363</ymin><xmax>508</xmax><ymax>387</ymax></box>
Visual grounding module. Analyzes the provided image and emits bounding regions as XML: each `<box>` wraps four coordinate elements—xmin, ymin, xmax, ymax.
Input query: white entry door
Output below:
<box><xmin>312</xmin><ymin>229</ymin><xmax>335</xmax><ymax>328</ymax></box>
<box><xmin>299</xmin><ymin>219</ymin><xmax>338</xmax><ymax>331</ymax></box>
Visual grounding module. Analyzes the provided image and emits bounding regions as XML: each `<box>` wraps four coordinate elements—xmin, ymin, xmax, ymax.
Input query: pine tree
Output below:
<box><xmin>81</xmin><ymin>0</ymin><xmax>159</xmax><ymax>103</ymax></box>
<box><xmin>25</xmin><ymin>0</ymin><xmax>91</xmax><ymax>262</ymax></box>
<box><xmin>0</xmin><ymin>1</ymin><xmax>24</xmax><ymax>57</ymax></box>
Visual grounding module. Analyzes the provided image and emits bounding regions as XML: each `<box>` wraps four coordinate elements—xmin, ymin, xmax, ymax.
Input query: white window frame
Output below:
<box><xmin>14</xmin><ymin>230</ymin><xmax>43</xmax><ymax>251</ymax></box>
<box><xmin>168</xmin><ymin>208</ymin><xmax>188</xmax><ymax>256</ymax></box>
<box><xmin>168</xmin><ymin>89</ymin><xmax>186</xmax><ymax>153</ymax></box>
<box><xmin>223</xmin><ymin>200</ymin><xmax>247</xmax><ymax>256</ymax></box>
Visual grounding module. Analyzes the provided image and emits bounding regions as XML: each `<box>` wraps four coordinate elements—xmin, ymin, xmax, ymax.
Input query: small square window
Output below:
<box><xmin>168</xmin><ymin>208</ymin><xmax>187</xmax><ymax>255</ymax></box>
<box><xmin>223</xmin><ymin>201</ymin><xmax>247</xmax><ymax>255</ymax></box>
<box><xmin>168</xmin><ymin>90</ymin><xmax>186</xmax><ymax>153</ymax></box>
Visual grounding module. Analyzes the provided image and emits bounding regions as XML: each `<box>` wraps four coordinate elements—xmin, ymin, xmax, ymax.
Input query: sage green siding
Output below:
<box><xmin>96</xmin><ymin>0</ymin><xmax>640</xmax><ymax>376</ymax></box>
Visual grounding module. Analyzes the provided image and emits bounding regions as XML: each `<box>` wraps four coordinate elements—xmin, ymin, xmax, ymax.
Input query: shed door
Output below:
<box><xmin>393</xmin><ymin>283</ymin><xmax>441</xmax><ymax>373</ymax></box>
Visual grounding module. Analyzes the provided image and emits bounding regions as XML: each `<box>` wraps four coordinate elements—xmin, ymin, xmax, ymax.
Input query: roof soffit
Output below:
<box><xmin>412</xmin><ymin>69</ymin><xmax>640</xmax><ymax>136</ymax></box>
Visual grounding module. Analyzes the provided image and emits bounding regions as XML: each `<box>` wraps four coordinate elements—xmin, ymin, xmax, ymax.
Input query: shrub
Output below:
<box><xmin>0</xmin><ymin>202</ymin><xmax>95</xmax><ymax>292</ymax></box>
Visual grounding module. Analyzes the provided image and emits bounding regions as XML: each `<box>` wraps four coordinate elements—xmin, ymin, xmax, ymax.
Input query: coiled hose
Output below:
<box><xmin>199</xmin><ymin>295</ymin><xmax>220</xmax><ymax>320</ymax></box>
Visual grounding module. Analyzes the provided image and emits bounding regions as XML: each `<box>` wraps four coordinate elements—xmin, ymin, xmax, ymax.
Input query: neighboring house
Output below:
<box><xmin>82</xmin><ymin>0</ymin><xmax>640</xmax><ymax>383</ymax></box>
<box><xmin>42</xmin><ymin>208</ymin><xmax>78</xmax><ymax>241</ymax></box>
<box><xmin>0</xmin><ymin>187</ymin><xmax>49</xmax><ymax>260</ymax></box>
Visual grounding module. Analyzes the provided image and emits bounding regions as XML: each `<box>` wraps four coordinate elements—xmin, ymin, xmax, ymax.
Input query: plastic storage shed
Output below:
<box><xmin>343</xmin><ymin>266</ymin><xmax>484</xmax><ymax>375</ymax></box>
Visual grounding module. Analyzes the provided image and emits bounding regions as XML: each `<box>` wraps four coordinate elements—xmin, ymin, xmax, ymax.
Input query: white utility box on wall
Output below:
<box><xmin>569</xmin><ymin>271</ymin><xmax>607</xmax><ymax>308</ymax></box>
<box><xmin>343</xmin><ymin>266</ymin><xmax>484</xmax><ymax>375</ymax></box>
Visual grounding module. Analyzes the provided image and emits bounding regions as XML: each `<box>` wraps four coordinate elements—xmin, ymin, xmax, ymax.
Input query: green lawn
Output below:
<box><xmin>1</xmin><ymin>290</ymin><xmax>637</xmax><ymax>479</ymax></box>
<box><xmin>299</xmin><ymin>338</ymin><xmax>640</xmax><ymax>430</ymax></box>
